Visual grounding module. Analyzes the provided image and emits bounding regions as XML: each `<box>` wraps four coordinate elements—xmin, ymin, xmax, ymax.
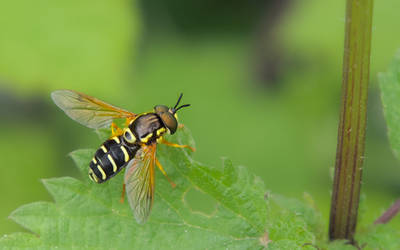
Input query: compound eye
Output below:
<box><xmin>160</xmin><ymin>112</ymin><xmax>177</xmax><ymax>134</ymax></box>
<box><xmin>123</xmin><ymin>129</ymin><xmax>136</xmax><ymax>143</ymax></box>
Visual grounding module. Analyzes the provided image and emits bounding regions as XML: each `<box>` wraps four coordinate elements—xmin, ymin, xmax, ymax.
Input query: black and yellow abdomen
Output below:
<box><xmin>89</xmin><ymin>113</ymin><xmax>168</xmax><ymax>183</ymax></box>
<box><xmin>89</xmin><ymin>135</ymin><xmax>139</xmax><ymax>183</ymax></box>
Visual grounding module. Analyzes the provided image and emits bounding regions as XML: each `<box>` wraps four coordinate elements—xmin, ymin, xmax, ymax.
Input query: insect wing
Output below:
<box><xmin>51</xmin><ymin>89</ymin><xmax>136</xmax><ymax>129</ymax></box>
<box><xmin>124</xmin><ymin>144</ymin><xmax>156</xmax><ymax>224</ymax></box>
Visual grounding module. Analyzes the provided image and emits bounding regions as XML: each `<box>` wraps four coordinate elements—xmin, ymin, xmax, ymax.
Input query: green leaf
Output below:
<box><xmin>1</xmin><ymin>127</ymin><xmax>319</xmax><ymax>249</ymax></box>
<box><xmin>325</xmin><ymin>240</ymin><xmax>355</xmax><ymax>250</ymax></box>
<box><xmin>269</xmin><ymin>193</ymin><xmax>324</xmax><ymax>241</ymax></box>
<box><xmin>379</xmin><ymin>50</ymin><xmax>400</xmax><ymax>160</ymax></box>
<box><xmin>356</xmin><ymin>224</ymin><xmax>400</xmax><ymax>249</ymax></box>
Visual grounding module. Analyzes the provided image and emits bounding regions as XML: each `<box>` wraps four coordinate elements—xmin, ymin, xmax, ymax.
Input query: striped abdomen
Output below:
<box><xmin>89</xmin><ymin>136</ymin><xmax>139</xmax><ymax>183</ymax></box>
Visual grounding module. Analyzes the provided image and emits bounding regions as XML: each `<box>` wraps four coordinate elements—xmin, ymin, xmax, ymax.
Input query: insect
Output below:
<box><xmin>51</xmin><ymin>90</ymin><xmax>194</xmax><ymax>223</ymax></box>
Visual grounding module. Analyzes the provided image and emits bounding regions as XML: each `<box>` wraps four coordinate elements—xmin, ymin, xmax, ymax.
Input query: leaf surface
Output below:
<box><xmin>379</xmin><ymin>50</ymin><xmax>400</xmax><ymax>160</ymax></box>
<box><xmin>0</xmin><ymin>128</ymin><xmax>319</xmax><ymax>249</ymax></box>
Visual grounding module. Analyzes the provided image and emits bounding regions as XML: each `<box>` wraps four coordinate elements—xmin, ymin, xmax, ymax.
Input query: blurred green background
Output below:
<box><xmin>1</xmin><ymin>0</ymin><xmax>400</xmax><ymax>236</ymax></box>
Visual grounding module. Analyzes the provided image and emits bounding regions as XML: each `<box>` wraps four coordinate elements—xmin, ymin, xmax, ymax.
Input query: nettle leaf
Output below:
<box><xmin>356</xmin><ymin>224</ymin><xmax>400</xmax><ymax>249</ymax></box>
<box><xmin>379</xmin><ymin>50</ymin><xmax>400</xmax><ymax>159</ymax></box>
<box><xmin>318</xmin><ymin>224</ymin><xmax>400</xmax><ymax>250</ymax></box>
<box><xmin>0</xmin><ymin>128</ymin><xmax>319</xmax><ymax>249</ymax></box>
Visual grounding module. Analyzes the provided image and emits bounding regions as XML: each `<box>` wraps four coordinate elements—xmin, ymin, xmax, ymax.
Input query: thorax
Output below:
<box><xmin>129</xmin><ymin>113</ymin><xmax>167</xmax><ymax>144</ymax></box>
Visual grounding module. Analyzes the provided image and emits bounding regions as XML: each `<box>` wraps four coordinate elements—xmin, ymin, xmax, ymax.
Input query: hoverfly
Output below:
<box><xmin>51</xmin><ymin>90</ymin><xmax>193</xmax><ymax>223</ymax></box>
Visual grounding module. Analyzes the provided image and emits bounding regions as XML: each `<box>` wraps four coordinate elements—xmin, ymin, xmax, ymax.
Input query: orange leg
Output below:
<box><xmin>155</xmin><ymin>158</ymin><xmax>176</xmax><ymax>188</ymax></box>
<box><xmin>111</xmin><ymin>122</ymin><xmax>123</xmax><ymax>137</ymax></box>
<box><xmin>120</xmin><ymin>183</ymin><xmax>126</xmax><ymax>203</ymax></box>
<box><xmin>160</xmin><ymin>139</ymin><xmax>196</xmax><ymax>152</ymax></box>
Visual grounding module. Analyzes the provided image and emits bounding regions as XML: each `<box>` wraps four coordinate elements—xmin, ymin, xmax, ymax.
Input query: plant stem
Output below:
<box><xmin>374</xmin><ymin>199</ymin><xmax>400</xmax><ymax>224</ymax></box>
<box><xmin>329</xmin><ymin>0</ymin><xmax>373</xmax><ymax>243</ymax></box>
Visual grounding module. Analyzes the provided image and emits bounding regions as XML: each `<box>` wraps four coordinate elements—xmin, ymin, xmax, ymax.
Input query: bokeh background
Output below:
<box><xmin>1</xmin><ymin>0</ymin><xmax>400</xmax><ymax>235</ymax></box>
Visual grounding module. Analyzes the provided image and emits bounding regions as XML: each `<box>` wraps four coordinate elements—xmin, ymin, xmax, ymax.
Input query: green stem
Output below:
<box><xmin>329</xmin><ymin>0</ymin><xmax>373</xmax><ymax>243</ymax></box>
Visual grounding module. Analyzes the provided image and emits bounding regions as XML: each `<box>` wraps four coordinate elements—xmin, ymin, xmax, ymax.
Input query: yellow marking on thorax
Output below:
<box><xmin>148</xmin><ymin>116</ymin><xmax>159</xmax><ymax>123</ymax></box>
<box><xmin>112</xmin><ymin>136</ymin><xmax>120</xmax><ymax>144</ymax></box>
<box><xmin>101</xmin><ymin>145</ymin><xmax>107</xmax><ymax>153</ymax></box>
<box><xmin>107</xmin><ymin>155</ymin><xmax>118</xmax><ymax>172</ymax></box>
<box><xmin>92</xmin><ymin>157</ymin><xmax>97</xmax><ymax>164</ymax></box>
<box><xmin>156</xmin><ymin>127</ymin><xmax>166</xmax><ymax>136</ymax></box>
<box><xmin>140</xmin><ymin>133</ymin><xmax>153</xmax><ymax>143</ymax></box>
<box><xmin>120</xmin><ymin>146</ymin><xmax>129</xmax><ymax>162</ymax></box>
<box><xmin>97</xmin><ymin>165</ymin><xmax>107</xmax><ymax>180</ymax></box>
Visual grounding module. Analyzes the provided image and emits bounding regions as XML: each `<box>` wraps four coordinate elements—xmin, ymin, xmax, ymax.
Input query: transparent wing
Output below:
<box><xmin>124</xmin><ymin>144</ymin><xmax>156</xmax><ymax>224</ymax></box>
<box><xmin>51</xmin><ymin>89</ymin><xmax>136</xmax><ymax>129</ymax></box>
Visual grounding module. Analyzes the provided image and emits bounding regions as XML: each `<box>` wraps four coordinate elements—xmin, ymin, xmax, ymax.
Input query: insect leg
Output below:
<box><xmin>155</xmin><ymin>158</ymin><xmax>176</xmax><ymax>188</ymax></box>
<box><xmin>160</xmin><ymin>139</ymin><xmax>196</xmax><ymax>152</ymax></box>
<box><xmin>120</xmin><ymin>183</ymin><xmax>126</xmax><ymax>203</ymax></box>
<box><xmin>111</xmin><ymin>122</ymin><xmax>124</xmax><ymax>137</ymax></box>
